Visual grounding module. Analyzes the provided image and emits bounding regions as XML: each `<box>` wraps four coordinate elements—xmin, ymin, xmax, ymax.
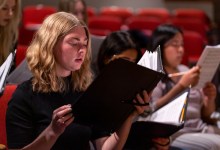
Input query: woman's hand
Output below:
<box><xmin>179</xmin><ymin>66</ymin><xmax>200</xmax><ymax>88</ymax></box>
<box><xmin>49</xmin><ymin>104</ymin><xmax>74</xmax><ymax>136</ymax></box>
<box><xmin>21</xmin><ymin>105</ymin><xmax>74</xmax><ymax>150</ymax></box>
<box><xmin>203</xmin><ymin>82</ymin><xmax>217</xmax><ymax>102</ymax></box>
<box><xmin>132</xmin><ymin>90</ymin><xmax>151</xmax><ymax>117</ymax></box>
<box><xmin>152</xmin><ymin>137</ymin><xmax>170</xmax><ymax>150</ymax></box>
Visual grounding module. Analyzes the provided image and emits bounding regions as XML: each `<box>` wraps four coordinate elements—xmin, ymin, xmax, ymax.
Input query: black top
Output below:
<box><xmin>6</xmin><ymin>79</ymin><xmax>109</xmax><ymax>150</ymax></box>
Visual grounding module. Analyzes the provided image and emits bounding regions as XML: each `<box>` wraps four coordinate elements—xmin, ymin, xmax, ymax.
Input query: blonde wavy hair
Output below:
<box><xmin>0</xmin><ymin>0</ymin><xmax>21</xmax><ymax>64</ymax></box>
<box><xmin>26</xmin><ymin>12</ymin><xmax>93</xmax><ymax>93</ymax></box>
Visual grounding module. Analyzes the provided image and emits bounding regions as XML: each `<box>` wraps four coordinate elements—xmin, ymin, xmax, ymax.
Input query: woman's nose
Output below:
<box><xmin>178</xmin><ymin>45</ymin><xmax>184</xmax><ymax>54</ymax></box>
<box><xmin>8</xmin><ymin>8</ymin><xmax>14</xmax><ymax>17</ymax></box>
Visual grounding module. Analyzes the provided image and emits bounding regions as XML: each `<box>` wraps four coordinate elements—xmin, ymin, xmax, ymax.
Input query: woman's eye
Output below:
<box><xmin>69</xmin><ymin>42</ymin><xmax>77</xmax><ymax>46</ymax></box>
<box><xmin>82</xmin><ymin>44</ymin><xmax>87</xmax><ymax>48</ymax></box>
<box><xmin>2</xmin><ymin>7</ymin><xmax>8</xmax><ymax>10</ymax></box>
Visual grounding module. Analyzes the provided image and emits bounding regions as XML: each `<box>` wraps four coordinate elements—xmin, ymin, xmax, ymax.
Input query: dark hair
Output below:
<box><xmin>150</xmin><ymin>24</ymin><xmax>183</xmax><ymax>57</ymax></box>
<box><xmin>97</xmin><ymin>31</ymin><xmax>142</xmax><ymax>71</ymax></box>
<box><xmin>128</xmin><ymin>29</ymin><xmax>149</xmax><ymax>50</ymax></box>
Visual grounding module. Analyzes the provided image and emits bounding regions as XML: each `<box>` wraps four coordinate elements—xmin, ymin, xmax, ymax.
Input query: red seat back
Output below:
<box><xmin>99</xmin><ymin>6</ymin><xmax>134</xmax><ymax>22</ymax></box>
<box><xmin>0</xmin><ymin>84</ymin><xmax>17</xmax><ymax>148</ymax></box>
<box><xmin>23</xmin><ymin>5</ymin><xmax>57</xmax><ymax>29</ymax></box>
<box><xmin>183</xmin><ymin>30</ymin><xmax>205</xmax><ymax>65</ymax></box>
<box><xmin>173</xmin><ymin>8</ymin><xmax>210</xmax><ymax>26</ymax></box>
<box><xmin>88</xmin><ymin>16</ymin><xmax>123</xmax><ymax>36</ymax></box>
<box><xmin>15</xmin><ymin>45</ymin><xmax>28</xmax><ymax>67</ymax></box>
<box><xmin>171</xmin><ymin>18</ymin><xmax>209</xmax><ymax>43</ymax></box>
<box><xmin>87</xmin><ymin>6</ymin><xmax>97</xmax><ymax>17</ymax></box>
<box><xmin>136</xmin><ymin>8</ymin><xmax>170</xmax><ymax>23</ymax></box>
<box><xmin>125</xmin><ymin>16</ymin><xmax>163</xmax><ymax>34</ymax></box>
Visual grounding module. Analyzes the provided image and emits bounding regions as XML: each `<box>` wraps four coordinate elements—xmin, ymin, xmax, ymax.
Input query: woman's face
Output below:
<box><xmin>70</xmin><ymin>1</ymin><xmax>85</xmax><ymax>22</ymax></box>
<box><xmin>0</xmin><ymin>0</ymin><xmax>16</xmax><ymax>26</ymax></box>
<box><xmin>163</xmin><ymin>32</ymin><xmax>184</xmax><ymax>69</ymax></box>
<box><xmin>54</xmin><ymin>26</ymin><xmax>88</xmax><ymax>77</ymax></box>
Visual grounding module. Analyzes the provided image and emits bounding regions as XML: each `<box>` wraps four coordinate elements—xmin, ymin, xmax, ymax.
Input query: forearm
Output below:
<box><xmin>155</xmin><ymin>83</ymin><xmax>186</xmax><ymax>110</ymax></box>
<box><xmin>22</xmin><ymin>127</ymin><xmax>59</xmax><ymax>150</ymax></box>
<box><xmin>202</xmin><ymin>98</ymin><xmax>216</xmax><ymax>119</ymax></box>
<box><xmin>112</xmin><ymin>113</ymin><xmax>135</xmax><ymax>150</ymax></box>
<box><xmin>97</xmin><ymin>113</ymin><xmax>135</xmax><ymax>150</ymax></box>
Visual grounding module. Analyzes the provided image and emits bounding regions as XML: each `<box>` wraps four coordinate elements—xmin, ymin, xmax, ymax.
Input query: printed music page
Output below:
<box><xmin>138</xmin><ymin>46</ymin><xmax>164</xmax><ymax>73</ymax></box>
<box><xmin>194</xmin><ymin>45</ymin><xmax>220</xmax><ymax>89</ymax></box>
<box><xmin>0</xmin><ymin>52</ymin><xmax>14</xmax><ymax>94</ymax></box>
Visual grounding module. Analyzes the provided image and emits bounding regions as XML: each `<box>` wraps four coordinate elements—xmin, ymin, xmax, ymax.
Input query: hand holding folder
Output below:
<box><xmin>131</xmin><ymin>89</ymin><xmax>189</xmax><ymax>138</ymax></box>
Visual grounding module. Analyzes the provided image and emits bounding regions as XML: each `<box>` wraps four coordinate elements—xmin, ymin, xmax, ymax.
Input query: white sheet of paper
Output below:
<box><xmin>137</xmin><ymin>91</ymin><xmax>188</xmax><ymax>124</ymax></box>
<box><xmin>138</xmin><ymin>46</ymin><xmax>164</xmax><ymax>73</ymax></box>
<box><xmin>194</xmin><ymin>45</ymin><xmax>220</xmax><ymax>89</ymax></box>
<box><xmin>0</xmin><ymin>52</ymin><xmax>14</xmax><ymax>93</ymax></box>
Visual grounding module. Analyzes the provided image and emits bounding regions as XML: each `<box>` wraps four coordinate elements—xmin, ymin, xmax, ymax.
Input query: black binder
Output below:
<box><xmin>72</xmin><ymin>58</ymin><xmax>165</xmax><ymax>132</ymax></box>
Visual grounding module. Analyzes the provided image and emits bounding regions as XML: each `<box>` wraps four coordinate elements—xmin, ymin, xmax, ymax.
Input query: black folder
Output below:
<box><xmin>72</xmin><ymin>59</ymin><xmax>165</xmax><ymax>132</ymax></box>
<box><xmin>130</xmin><ymin>121</ymin><xmax>184</xmax><ymax>138</ymax></box>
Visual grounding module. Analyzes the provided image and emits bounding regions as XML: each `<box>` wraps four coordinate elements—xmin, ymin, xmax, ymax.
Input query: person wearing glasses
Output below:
<box><xmin>150</xmin><ymin>24</ymin><xmax>220</xmax><ymax>150</ymax></box>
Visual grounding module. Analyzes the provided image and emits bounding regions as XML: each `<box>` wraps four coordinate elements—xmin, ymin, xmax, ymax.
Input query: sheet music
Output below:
<box><xmin>194</xmin><ymin>45</ymin><xmax>220</xmax><ymax>89</ymax></box>
<box><xmin>138</xmin><ymin>46</ymin><xmax>164</xmax><ymax>73</ymax></box>
<box><xmin>0</xmin><ymin>52</ymin><xmax>15</xmax><ymax>94</ymax></box>
<box><xmin>0</xmin><ymin>59</ymin><xmax>7</xmax><ymax>78</ymax></box>
<box><xmin>137</xmin><ymin>91</ymin><xmax>188</xmax><ymax>124</ymax></box>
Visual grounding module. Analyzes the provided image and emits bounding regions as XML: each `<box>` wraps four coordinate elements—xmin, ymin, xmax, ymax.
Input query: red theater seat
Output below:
<box><xmin>15</xmin><ymin>45</ymin><xmax>28</xmax><ymax>67</ymax></box>
<box><xmin>125</xmin><ymin>16</ymin><xmax>164</xmax><ymax>36</ymax></box>
<box><xmin>88</xmin><ymin>16</ymin><xmax>123</xmax><ymax>36</ymax></box>
<box><xmin>136</xmin><ymin>8</ymin><xmax>170</xmax><ymax>23</ymax></box>
<box><xmin>183</xmin><ymin>30</ymin><xmax>205</xmax><ymax>66</ymax></box>
<box><xmin>0</xmin><ymin>84</ymin><xmax>17</xmax><ymax>149</ymax></box>
<box><xmin>22</xmin><ymin>4</ymin><xmax>57</xmax><ymax>30</ymax></box>
<box><xmin>99</xmin><ymin>6</ymin><xmax>134</xmax><ymax>22</ymax></box>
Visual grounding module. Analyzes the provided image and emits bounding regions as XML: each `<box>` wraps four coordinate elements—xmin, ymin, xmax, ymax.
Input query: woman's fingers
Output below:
<box><xmin>50</xmin><ymin>104</ymin><xmax>74</xmax><ymax>135</ymax></box>
<box><xmin>64</xmin><ymin>116</ymin><xmax>74</xmax><ymax>126</ymax></box>
<box><xmin>58</xmin><ymin>112</ymin><xmax>73</xmax><ymax>124</ymax></box>
<box><xmin>134</xmin><ymin>90</ymin><xmax>151</xmax><ymax>115</ymax></box>
<box><xmin>53</xmin><ymin>104</ymin><xmax>71</xmax><ymax>114</ymax></box>
<box><xmin>53</xmin><ymin>104</ymin><xmax>72</xmax><ymax>121</ymax></box>
<box><xmin>135</xmin><ymin>90</ymin><xmax>150</xmax><ymax>105</ymax></box>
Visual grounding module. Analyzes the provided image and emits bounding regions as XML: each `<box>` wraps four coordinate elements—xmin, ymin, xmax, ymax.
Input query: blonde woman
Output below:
<box><xmin>6</xmin><ymin>12</ymin><xmax>150</xmax><ymax>150</ymax></box>
<box><xmin>0</xmin><ymin>0</ymin><xmax>21</xmax><ymax>65</ymax></box>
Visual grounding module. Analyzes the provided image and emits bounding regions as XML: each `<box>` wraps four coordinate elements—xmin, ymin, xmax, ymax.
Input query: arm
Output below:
<box><xmin>94</xmin><ymin>90</ymin><xmax>150</xmax><ymax>150</ymax></box>
<box><xmin>21</xmin><ymin>105</ymin><xmax>73</xmax><ymax>150</ymax></box>
<box><xmin>201</xmin><ymin>82</ymin><xmax>217</xmax><ymax>123</ymax></box>
<box><xmin>154</xmin><ymin>66</ymin><xmax>200</xmax><ymax>110</ymax></box>
<box><xmin>152</xmin><ymin>137</ymin><xmax>170</xmax><ymax>150</ymax></box>
<box><xmin>7</xmin><ymin>97</ymin><xmax>73</xmax><ymax>150</ymax></box>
